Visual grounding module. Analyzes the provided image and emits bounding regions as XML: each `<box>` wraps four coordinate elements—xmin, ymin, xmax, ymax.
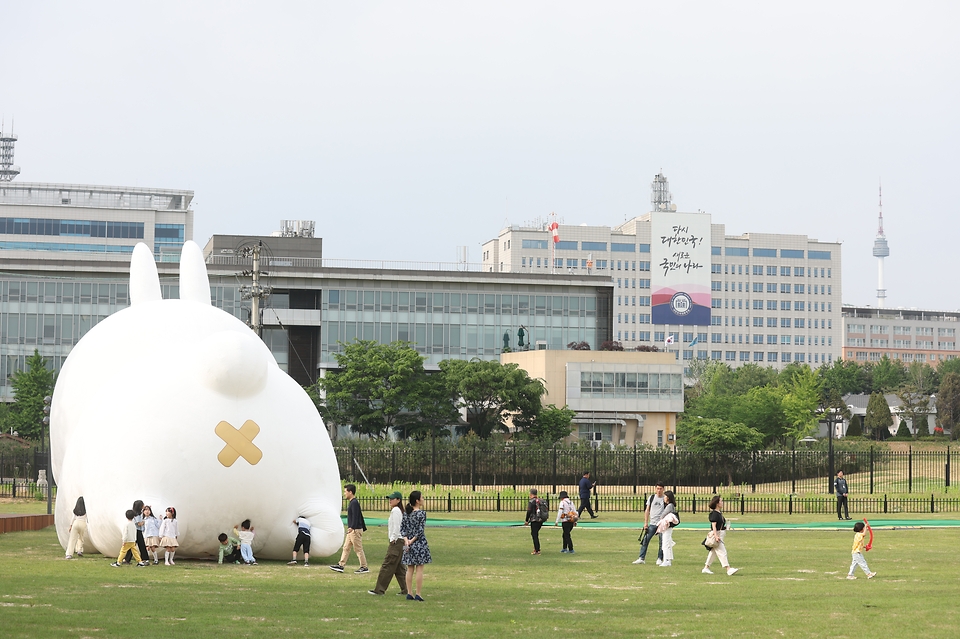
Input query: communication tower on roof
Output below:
<box><xmin>0</xmin><ymin>120</ymin><xmax>20</xmax><ymax>182</ymax></box>
<box><xmin>651</xmin><ymin>171</ymin><xmax>676</xmax><ymax>212</ymax></box>
<box><xmin>872</xmin><ymin>182</ymin><xmax>890</xmax><ymax>307</ymax></box>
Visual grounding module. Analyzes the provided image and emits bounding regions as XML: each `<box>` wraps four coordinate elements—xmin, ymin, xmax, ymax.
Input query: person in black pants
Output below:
<box><xmin>835</xmin><ymin>470</ymin><xmax>850</xmax><ymax>520</ymax></box>
<box><xmin>577</xmin><ymin>471</ymin><xmax>598</xmax><ymax>519</ymax></box>
<box><xmin>525</xmin><ymin>489</ymin><xmax>545</xmax><ymax>555</ymax></box>
<box><xmin>555</xmin><ymin>491</ymin><xmax>577</xmax><ymax>553</ymax></box>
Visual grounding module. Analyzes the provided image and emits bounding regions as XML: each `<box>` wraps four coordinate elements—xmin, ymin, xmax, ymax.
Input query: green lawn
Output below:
<box><xmin>1</xmin><ymin>517</ymin><xmax>957</xmax><ymax>638</ymax></box>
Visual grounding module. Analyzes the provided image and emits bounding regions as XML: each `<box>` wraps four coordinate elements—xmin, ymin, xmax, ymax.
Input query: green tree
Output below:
<box><xmin>314</xmin><ymin>340</ymin><xmax>428</xmax><ymax>439</ymax></box>
<box><xmin>9</xmin><ymin>350</ymin><xmax>56</xmax><ymax>444</ymax></box>
<box><xmin>729</xmin><ymin>385</ymin><xmax>787</xmax><ymax>446</ymax></box>
<box><xmin>400</xmin><ymin>372</ymin><xmax>460</xmax><ymax>440</ymax></box>
<box><xmin>896</xmin><ymin>386</ymin><xmax>930</xmax><ymax>438</ymax></box>
<box><xmin>677</xmin><ymin>416</ymin><xmax>764</xmax><ymax>451</ymax></box>
<box><xmin>677</xmin><ymin>416</ymin><xmax>764</xmax><ymax>487</ymax></box>
<box><xmin>871</xmin><ymin>355</ymin><xmax>906</xmax><ymax>392</ymax></box>
<box><xmin>845</xmin><ymin>415</ymin><xmax>863</xmax><ymax>437</ymax></box>
<box><xmin>937</xmin><ymin>357</ymin><xmax>960</xmax><ymax>379</ymax></box>
<box><xmin>818</xmin><ymin>359</ymin><xmax>868</xmax><ymax>400</ymax></box>
<box><xmin>936</xmin><ymin>372</ymin><xmax>960</xmax><ymax>440</ymax></box>
<box><xmin>781</xmin><ymin>365</ymin><xmax>822</xmax><ymax>441</ymax></box>
<box><xmin>439</xmin><ymin>359</ymin><xmax>544</xmax><ymax>438</ymax></box>
<box><xmin>894</xmin><ymin>419</ymin><xmax>911</xmax><ymax>439</ymax></box>
<box><xmin>864</xmin><ymin>391</ymin><xmax>893</xmax><ymax>441</ymax></box>
<box><xmin>519</xmin><ymin>404</ymin><xmax>575</xmax><ymax>443</ymax></box>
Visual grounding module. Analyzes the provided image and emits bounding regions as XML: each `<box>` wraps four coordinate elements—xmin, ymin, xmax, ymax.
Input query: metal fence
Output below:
<box><xmin>337</xmin><ymin>444</ymin><xmax>956</xmax><ymax>496</ymax></box>
<box><xmin>346</xmin><ymin>492</ymin><xmax>960</xmax><ymax>515</ymax></box>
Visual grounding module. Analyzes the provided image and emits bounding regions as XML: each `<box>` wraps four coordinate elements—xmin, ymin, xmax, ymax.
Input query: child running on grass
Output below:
<box><xmin>847</xmin><ymin>521</ymin><xmax>876</xmax><ymax>580</ymax></box>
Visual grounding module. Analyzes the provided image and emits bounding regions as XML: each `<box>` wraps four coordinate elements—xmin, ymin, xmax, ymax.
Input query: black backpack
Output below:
<box><xmin>532</xmin><ymin>498</ymin><xmax>549</xmax><ymax>522</ymax></box>
<box><xmin>670</xmin><ymin>510</ymin><xmax>680</xmax><ymax>527</ymax></box>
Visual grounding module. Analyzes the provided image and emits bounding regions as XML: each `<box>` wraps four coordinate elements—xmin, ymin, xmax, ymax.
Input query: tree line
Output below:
<box><xmin>309</xmin><ymin>340</ymin><xmax>575</xmax><ymax>443</ymax></box>
<box><xmin>681</xmin><ymin>355</ymin><xmax>960</xmax><ymax>451</ymax></box>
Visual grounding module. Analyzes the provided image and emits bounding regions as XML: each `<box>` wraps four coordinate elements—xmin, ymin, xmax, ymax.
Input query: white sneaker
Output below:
<box><xmin>632</xmin><ymin>558</ymin><xmax>645</xmax><ymax>564</ymax></box>
<box><xmin>660</xmin><ymin>561</ymin><xmax>671</xmax><ymax>567</ymax></box>
<box><xmin>846</xmin><ymin>575</ymin><xmax>856</xmax><ymax>580</ymax></box>
<box><xmin>702</xmin><ymin>567</ymin><xmax>713</xmax><ymax>574</ymax></box>
<box><xmin>867</xmin><ymin>572</ymin><xmax>877</xmax><ymax>579</ymax></box>
<box><xmin>655</xmin><ymin>559</ymin><xmax>662</xmax><ymax>566</ymax></box>
<box><xmin>726</xmin><ymin>567</ymin><xmax>739</xmax><ymax>576</ymax></box>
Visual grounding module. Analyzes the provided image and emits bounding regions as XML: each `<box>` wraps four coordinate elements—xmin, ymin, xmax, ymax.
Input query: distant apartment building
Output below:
<box><xmin>841</xmin><ymin>305</ymin><xmax>959</xmax><ymax>365</ymax></box>
<box><xmin>481</xmin><ymin>175</ymin><xmax>842</xmax><ymax>369</ymax></box>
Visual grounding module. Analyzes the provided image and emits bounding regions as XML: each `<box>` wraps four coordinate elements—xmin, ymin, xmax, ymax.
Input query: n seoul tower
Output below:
<box><xmin>872</xmin><ymin>184</ymin><xmax>890</xmax><ymax>307</ymax></box>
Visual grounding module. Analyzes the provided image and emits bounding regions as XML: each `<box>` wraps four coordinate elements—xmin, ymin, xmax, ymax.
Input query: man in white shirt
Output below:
<box><xmin>368</xmin><ymin>492</ymin><xmax>409</xmax><ymax>596</ymax></box>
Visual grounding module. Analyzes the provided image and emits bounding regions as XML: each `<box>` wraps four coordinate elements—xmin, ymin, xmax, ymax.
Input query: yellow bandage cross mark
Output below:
<box><xmin>215</xmin><ymin>420</ymin><xmax>263</xmax><ymax>467</ymax></box>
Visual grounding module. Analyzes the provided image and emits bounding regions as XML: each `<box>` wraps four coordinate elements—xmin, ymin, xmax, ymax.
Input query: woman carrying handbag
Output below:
<box><xmin>702</xmin><ymin>496</ymin><xmax>739</xmax><ymax>576</ymax></box>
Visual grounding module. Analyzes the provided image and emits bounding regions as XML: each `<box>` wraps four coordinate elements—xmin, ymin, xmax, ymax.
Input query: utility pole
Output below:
<box><xmin>239</xmin><ymin>241</ymin><xmax>272</xmax><ymax>337</ymax></box>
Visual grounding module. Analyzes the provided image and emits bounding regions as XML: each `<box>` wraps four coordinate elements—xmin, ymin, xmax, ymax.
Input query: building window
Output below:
<box><xmin>582</xmin><ymin>241</ymin><xmax>607</xmax><ymax>251</ymax></box>
<box><xmin>753</xmin><ymin>248</ymin><xmax>777</xmax><ymax>258</ymax></box>
<box><xmin>522</xmin><ymin>239</ymin><xmax>549</xmax><ymax>249</ymax></box>
<box><xmin>781</xmin><ymin>249</ymin><xmax>804</xmax><ymax>259</ymax></box>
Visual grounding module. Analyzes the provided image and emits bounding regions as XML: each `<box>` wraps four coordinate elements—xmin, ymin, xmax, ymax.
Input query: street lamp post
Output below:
<box><xmin>43</xmin><ymin>396</ymin><xmax>52</xmax><ymax>515</ymax></box>
<box><xmin>827</xmin><ymin>407</ymin><xmax>835</xmax><ymax>495</ymax></box>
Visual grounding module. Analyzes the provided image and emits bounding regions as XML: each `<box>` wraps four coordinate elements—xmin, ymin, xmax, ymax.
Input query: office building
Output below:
<box><xmin>481</xmin><ymin>173</ymin><xmax>842</xmax><ymax>369</ymax></box>
<box><xmin>1</xmin><ymin>181</ymin><xmax>193</xmax><ymax>260</ymax></box>
<box><xmin>503</xmin><ymin>349</ymin><xmax>682</xmax><ymax>447</ymax></box>
<box><xmin>841</xmin><ymin>305</ymin><xmax>958</xmax><ymax>365</ymax></box>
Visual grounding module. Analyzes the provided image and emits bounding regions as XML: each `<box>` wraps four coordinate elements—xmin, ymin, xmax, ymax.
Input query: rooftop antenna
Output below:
<box><xmin>651</xmin><ymin>170</ymin><xmax>674</xmax><ymax>212</ymax></box>
<box><xmin>872</xmin><ymin>180</ymin><xmax>890</xmax><ymax>308</ymax></box>
<box><xmin>0</xmin><ymin>117</ymin><xmax>20</xmax><ymax>182</ymax></box>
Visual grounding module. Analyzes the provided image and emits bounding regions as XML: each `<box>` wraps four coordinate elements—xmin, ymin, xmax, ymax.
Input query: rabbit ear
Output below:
<box><xmin>178</xmin><ymin>240</ymin><xmax>211</xmax><ymax>305</ymax></box>
<box><xmin>129</xmin><ymin>243</ymin><xmax>162</xmax><ymax>305</ymax></box>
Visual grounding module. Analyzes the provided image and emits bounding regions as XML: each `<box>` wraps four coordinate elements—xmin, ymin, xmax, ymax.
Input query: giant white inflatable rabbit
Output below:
<box><xmin>51</xmin><ymin>241</ymin><xmax>344</xmax><ymax>560</ymax></box>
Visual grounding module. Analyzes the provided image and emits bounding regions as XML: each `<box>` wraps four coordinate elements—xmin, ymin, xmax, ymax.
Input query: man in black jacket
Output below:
<box><xmin>524</xmin><ymin>489</ymin><xmax>546</xmax><ymax>555</ymax></box>
<box><xmin>835</xmin><ymin>471</ymin><xmax>851</xmax><ymax>520</ymax></box>
<box><xmin>330</xmin><ymin>484</ymin><xmax>369</xmax><ymax>573</ymax></box>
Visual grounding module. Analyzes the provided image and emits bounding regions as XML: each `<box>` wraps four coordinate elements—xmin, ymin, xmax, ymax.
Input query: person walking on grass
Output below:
<box><xmin>577</xmin><ymin>471</ymin><xmax>598</xmax><ymax>519</ymax></box>
<box><xmin>846</xmin><ymin>521</ymin><xmax>876</xmax><ymax>580</ymax></box>
<box><xmin>555</xmin><ymin>490</ymin><xmax>578</xmax><ymax>554</ymax></box>
<box><xmin>655</xmin><ymin>490</ymin><xmax>679</xmax><ymax>567</ymax></box>
<box><xmin>111</xmin><ymin>509</ymin><xmax>148</xmax><ymax>567</ymax></box>
<box><xmin>402</xmin><ymin>490</ymin><xmax>431</xmax><ymax>601</ymax></box>
<box><xmin>524</xmin><ymin>488</ymin><xmax>548</xmax><ymax>555</ymax></box>
<box><xmin>123</xmin><ymin>499</ymin><xmax>148</xmax><ymax>564</ymax></box>
<box><xmin>702</xmin><ymin>496</ymin><xmax>738</xmax><ymax>576</ymax></box>
<box><xmin>634</xmin><ymin>481</ymin><xmax>666</xmax><ymax>565</ymax></box>
<box><xmin>835</xmin><ymin>470</ymin><xmax>851</xmax><ymax>520</ymax></box>
<box><xmin>65</xmin><ymin>496</ymin><xmax>87</xmax><ymax>560</ymax></box>
<box><xmin>330</xmin><ymin>484</ymin><xmax>369</xmax><ymax>574</ymax></box>
<box><xmin>369</xmin><ymin>491</ymin><xmax>409</xmax><ymax>596</ymax></box>
<box><xmin>288</xmin><ymin>515</ymin><xmax>312</xmax><ymax>566</ymax></box>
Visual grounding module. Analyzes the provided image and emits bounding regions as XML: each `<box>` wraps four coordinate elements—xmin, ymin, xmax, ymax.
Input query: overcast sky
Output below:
<box><xmin>4</xmin><ymin>2</ymin><xmax>958</xmax><ymax>309</ymax></box>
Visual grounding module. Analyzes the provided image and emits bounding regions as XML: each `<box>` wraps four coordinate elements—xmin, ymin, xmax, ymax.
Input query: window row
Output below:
<box><xmin>579</xmin><ymin>372</ymin><xmax>682</xmax><ymax>397</ymax></box>
<box><xmin>0</xmin><ymin>217</ymin><xmax>145</xmax><ymax>239</ymax></box>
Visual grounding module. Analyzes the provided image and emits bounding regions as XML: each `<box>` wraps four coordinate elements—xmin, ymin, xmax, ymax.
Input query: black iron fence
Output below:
<box><xmin>337</xmin><ymin>444</ymin><xmax>956</xmax><ymax>496</ymax></box>
<box><xmin>346</xmin><ymin>492</ymin><xmax>960</xmax><ymax>515</ymax></box>
<box><xmin>0</xmin><ymin>448</ymin><xmax>54</xmax><ymax>499</ymax></box>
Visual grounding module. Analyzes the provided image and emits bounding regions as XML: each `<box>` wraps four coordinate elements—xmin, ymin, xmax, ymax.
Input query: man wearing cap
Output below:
<box><xmin>368</xmin><ymin>491</ymin><xmax>409</xmax><ymax>596</ymax></box>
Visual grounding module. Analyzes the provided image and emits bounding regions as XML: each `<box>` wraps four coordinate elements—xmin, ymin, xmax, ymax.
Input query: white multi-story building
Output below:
<box><xmin>481</xmin><ymin>174</ymin><xmax>842</xmax><ymax>369</ymax></box>
<box><xmin>842</xmin><ymin>305</ymin><xmax>959</xmax><ymax>365</ymax></box>
<box><xmin>1</xmin><ymin>181</ymin><xmax>194</xmax><ymax>261</ymax></box>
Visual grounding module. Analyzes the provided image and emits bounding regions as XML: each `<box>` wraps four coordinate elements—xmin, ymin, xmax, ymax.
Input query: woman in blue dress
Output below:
<box><xmin>401</xmin><ymin>490</ymin><xmax>431</xmax><ymax>601</ymax></box>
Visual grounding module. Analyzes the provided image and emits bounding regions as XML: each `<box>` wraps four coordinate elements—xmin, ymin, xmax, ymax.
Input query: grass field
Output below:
<box><xmin>1</xmin><ymin>511</ymin><xmax>958</xmax><ymax>638</ymax></box>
